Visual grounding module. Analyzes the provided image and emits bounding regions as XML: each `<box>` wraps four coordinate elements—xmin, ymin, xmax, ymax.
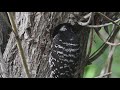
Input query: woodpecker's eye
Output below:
<box><xmin>55</xmin><ymin>44</ymin><xmax>58</xmax><ymax>48</ymax></box>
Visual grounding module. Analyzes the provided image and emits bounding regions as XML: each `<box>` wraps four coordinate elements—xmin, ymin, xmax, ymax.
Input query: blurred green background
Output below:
<box><xmin>83</xmin><ymin>25</ymin><xmax>120</xmax><ymax>78</ymax></box>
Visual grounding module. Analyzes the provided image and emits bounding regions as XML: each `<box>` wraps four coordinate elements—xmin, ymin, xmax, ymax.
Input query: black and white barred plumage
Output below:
<box><xmin>49</xmin><ymin>23</ymin><xmax>81</xmax><ymax>78</ymax></box>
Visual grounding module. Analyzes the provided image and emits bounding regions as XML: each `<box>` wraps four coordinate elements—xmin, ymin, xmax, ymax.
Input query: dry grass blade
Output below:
<box><xmin>7</xmin><ymin>12</ymin><xmax>31</xmax><ymax>78</ymax></box>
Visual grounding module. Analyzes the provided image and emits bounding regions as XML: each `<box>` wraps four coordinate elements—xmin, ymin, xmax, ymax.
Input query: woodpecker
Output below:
<box><xmin>49</xmin><ymin>23</ymin><xmax>81</xmax><ymax>78</ymax></box>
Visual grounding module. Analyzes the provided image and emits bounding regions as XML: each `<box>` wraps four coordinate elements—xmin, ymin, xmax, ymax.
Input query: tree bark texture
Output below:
<box><xmin>1</xmin><ymin>12</ymin><xmax>90</xmax><ymax>78</ymax></box>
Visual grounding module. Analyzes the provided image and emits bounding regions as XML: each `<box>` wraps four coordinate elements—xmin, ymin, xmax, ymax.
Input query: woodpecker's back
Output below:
<box><xmin>49</xmin><ymin>23</ymin><xmax>81</xmax><ymax>78</ymax></box>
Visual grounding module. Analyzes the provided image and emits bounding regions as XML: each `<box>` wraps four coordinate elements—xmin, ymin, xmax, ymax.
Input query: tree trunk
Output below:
<box><xmin>1</xmin><ymin>12</ymin><xmax>90</xmax><ymax>78</ymax></box>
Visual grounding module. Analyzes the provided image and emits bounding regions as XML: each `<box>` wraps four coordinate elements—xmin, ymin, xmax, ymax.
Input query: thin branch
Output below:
<box><xmin>83</xmin><ymin>12</ymin><xmax>93</xmax><ymax>19</ymax></box>
<box><xmin>95</xmin><ymin>72</ymin><xmax>112</xmax><ymax>78</ymax></box>
<box><xmin>87</xmin><ymin>29</ymin><xmax>94</xmax><ymax>57</ymax></box>
<box><xmin>78</xmin><ymin>12</ymin><xmax>93</xmax><ymax>26</ymax></box>
<box><xmin>100</xmin><ymin>44</ymin><xmax>115</xmax><ymax>78</ymax></box>
<box><xmin>79</xmin><ymin>12</ymin><xmax>93</xmax><ymax>21</ymax></box>
<box><xmin>7</xmin><ymin>12</ymin><xmax>31</xmax><ymax>78</ymax></box>
<box><xmin>85</xmin><ymin>29</ymin><xmax>94</xmax><ymax>64</ymax></box>
<box><xmin>106</xmin><ymin>41</ymin><xmax>120</xmax><ymax>46</ymax></box>
<box><xmin>87</xmin><ymin>18</ymin><xmax>120</xmax><ymax>28</ymax></box>
<box><xmin>106</xmin><ymin>46</ymin><xmax>115</xmax><ymax>78</ymax></box>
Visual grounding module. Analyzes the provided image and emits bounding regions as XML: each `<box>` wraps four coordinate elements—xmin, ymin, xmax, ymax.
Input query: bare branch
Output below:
<box><xmin>78</xmin><ymin>12</ymin><xmax>93</xmax><ymax>26</ymax></box>
<box><xmin>87</xmin><ymin>18</ymin><xmax>120</xmax><ymax>28</ymax></box>
<box><xmin>106</xmin><ymin>46</ymin><xmax>115</xmax><ymax>78</ymax></box>
<box><xmin>95</xmin><ymin>72</ymin><xmax>112</xmax><ymax>78</ymax></box>
<box><xmin>106</xmin><ymin>41</ymin><xmax>120</xmax><ymax>46</ymax></box>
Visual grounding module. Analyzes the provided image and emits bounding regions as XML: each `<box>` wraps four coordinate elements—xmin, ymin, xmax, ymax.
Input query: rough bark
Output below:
<box><xmin>0</xmin><ymin>12</ymin><xmax>12</xmax><ymax>78</ymax></box>
<box><xmin>2</xmin><ymin>12</ymin><xmax>69</xmax><ymax>78</ymax></box>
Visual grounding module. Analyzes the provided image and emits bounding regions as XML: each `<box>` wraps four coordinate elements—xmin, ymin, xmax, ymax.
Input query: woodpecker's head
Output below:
<box><xmin>52</xmin><ymin>23</ymin><xmax>76</xmax><ymax>38</ymax></box>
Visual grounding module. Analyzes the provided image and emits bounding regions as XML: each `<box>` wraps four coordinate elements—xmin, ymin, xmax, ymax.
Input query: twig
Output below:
<box><xmin>87</xmin><ymin>29</ymin><xmax>94</xmax><ymax>57</ymax></box>
<box><xmin>7</xmin><ymin>12</ymin><xmax>31</xmax><ymax>78</ymax></box>
<box><xmin>78</xmin><ymin>12</ymin><xmax>93</xmax><ymax>26</ymax></box>
<box><xmin>85</xmin><ymin>29</ymin><xmax>94</xmax><ymax>64</ymax></box>
<box><xmin>106</xmin><ymin>41</ymin><xmax>120</xmax><ymax>46</ymax></box>
<box><xmin>79</xmin><ymin>12</ymin><xmax>93</xmax><ymax>21</ymax></box>
<box><xmin>87</xmin><ymin>18</ymin><xmax>120</xmax><ymax>28</ymax></box>
<box><xmin>95</xmin><ymin>72</ymin><xmax>112</xmax><ymax>78</ymax></box>
<box><xmin>106</xmin><ymin>46</ymin><xmax>115</xmax><ymax>78</ymax></box>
